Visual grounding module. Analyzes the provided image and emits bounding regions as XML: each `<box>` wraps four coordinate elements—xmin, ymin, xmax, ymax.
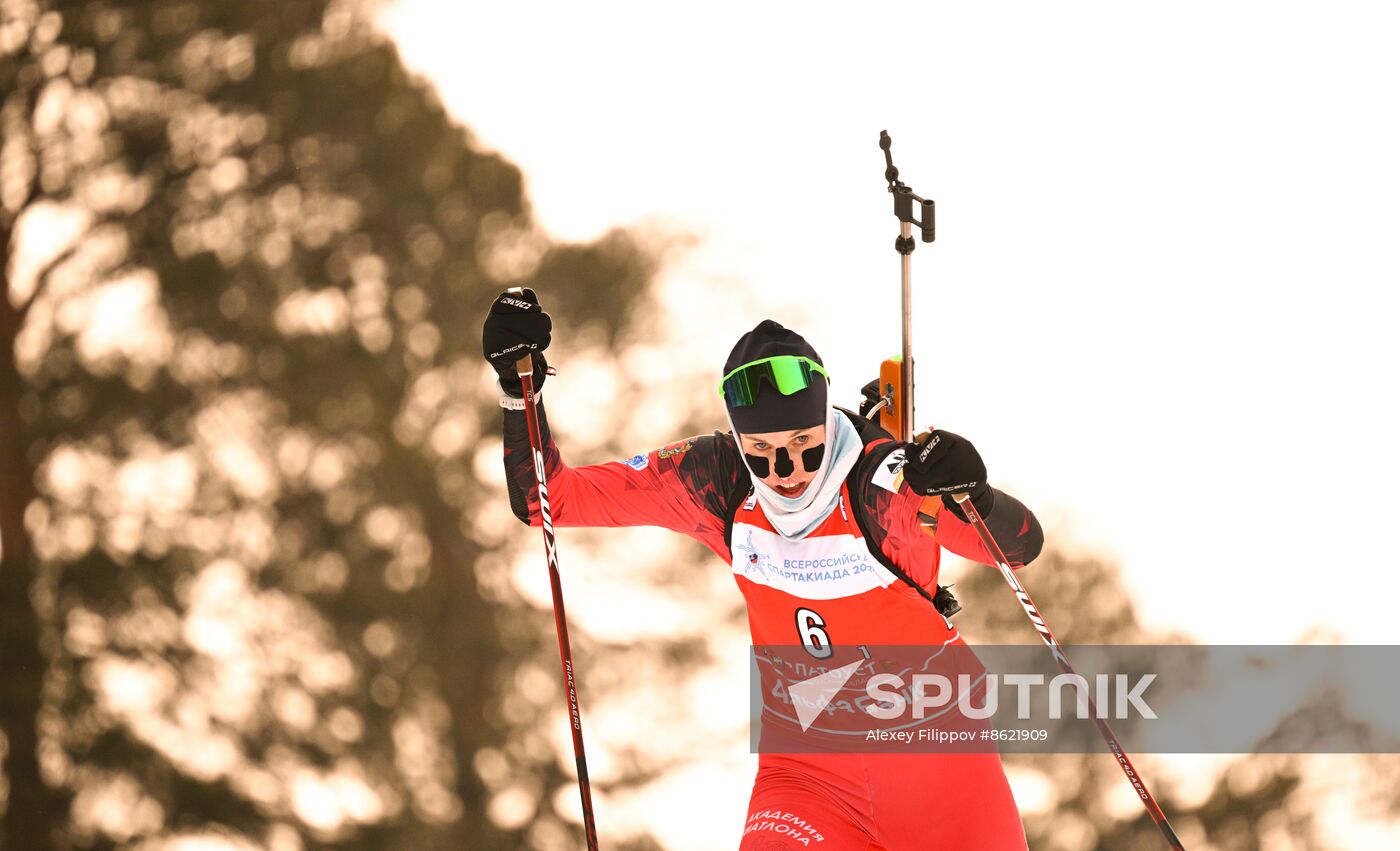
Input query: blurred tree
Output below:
<box><xmin>1</xmin><ymin>0</ymin><xmax>679</xmax><ymax>848</ymax></box>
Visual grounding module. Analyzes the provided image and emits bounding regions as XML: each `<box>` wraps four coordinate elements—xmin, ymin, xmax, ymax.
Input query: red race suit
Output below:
<box><xmin>504</xmin><ymin>400</ymin><xmax>1044</xmax><ymax>850</ymax></box>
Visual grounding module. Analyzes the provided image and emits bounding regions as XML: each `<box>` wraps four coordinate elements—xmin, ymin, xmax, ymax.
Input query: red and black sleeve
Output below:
<box><xmin>936</xmin><ymin>487</ymin><xmax>1044</xmax><ymax>569</ymax></box>
<box><xmin>851</xmin><ymin>445</ymin><xmax>1044</xmax><ymax>584</ymax></box>
<box><xmin>501</xmin><ymin>400</ymin><xmax>745</xmax><ymax>558</ymax></box>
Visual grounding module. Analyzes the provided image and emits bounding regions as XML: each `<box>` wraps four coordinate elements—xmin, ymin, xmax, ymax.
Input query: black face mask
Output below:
<box><xmin>744</xmin><ymin>444</ymin><xmax>826</xmax><ymax>480</ymax></box>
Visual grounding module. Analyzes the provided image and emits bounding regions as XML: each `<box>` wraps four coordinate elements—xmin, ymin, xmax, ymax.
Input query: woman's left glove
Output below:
<box><xmin>902</xmin><ymin>430</ymin><xmax>995</xmax><ymax>520</ymax></box>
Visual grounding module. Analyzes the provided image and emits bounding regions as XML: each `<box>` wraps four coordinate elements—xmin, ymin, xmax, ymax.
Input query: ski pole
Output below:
<box><xmin>878</xmin><ymin>131</ymin><xmax>1185</xmax><ymax>849</ymax></box>
<box><xmin>514</xmin><ymin>350</ymin><xmax>600</xmax><ymax>851</ymax></box>
<box><xmin>952</xmin><ymin>494</ymin><xmax>1184</xmax><ymax>850</ymax></box>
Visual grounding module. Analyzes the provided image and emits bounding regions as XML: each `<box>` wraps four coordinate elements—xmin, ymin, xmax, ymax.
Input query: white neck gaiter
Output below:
<box><xmin>726</xmin><ymin>406</ymin><xmax>863</xmax><ymax>540</ymax></box>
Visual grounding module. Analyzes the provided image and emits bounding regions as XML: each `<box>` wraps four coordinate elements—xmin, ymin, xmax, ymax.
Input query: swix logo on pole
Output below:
<box><xmin>515</xmin><ymin>370</ymin><xmax>600</xmax><ymax>848</ymax></box>
<box><xmin>996</xmin><ymin>559</ymin><xmax>1057</xmax><ymax>646</ymax></box>
<box><xmin>532</xmin><ymin>447</ymin><xmax>559</xmax><ymax>571</ymax></box>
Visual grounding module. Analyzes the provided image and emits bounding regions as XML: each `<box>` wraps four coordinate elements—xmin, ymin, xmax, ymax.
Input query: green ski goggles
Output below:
<box><xmin>718</xmin><ymin>355</ymin><xmax>829</xmax><ymax>407</ymax></box>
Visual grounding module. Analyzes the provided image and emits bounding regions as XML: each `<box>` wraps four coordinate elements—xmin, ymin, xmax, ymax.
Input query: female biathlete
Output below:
<box><xmin>484</xmin><ymin>289</ymin><xmax>1045</xmax><ymax>850</ymax></box>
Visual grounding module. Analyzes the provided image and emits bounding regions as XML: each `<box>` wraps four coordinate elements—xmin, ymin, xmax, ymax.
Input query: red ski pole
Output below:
<box><xmin>878</xmin><ymin>131</ymin><xmax>1184</xmax><ymax>849</ymax></box>
<box><xmin>953</xmin><ymin>494</ymin><xmax>1185</xmax><ymax>851</ymax></box>
<box><xmin>515</xmin><ymin>352</ymin><xmax>600</xmax><ymax>851</ymax></box>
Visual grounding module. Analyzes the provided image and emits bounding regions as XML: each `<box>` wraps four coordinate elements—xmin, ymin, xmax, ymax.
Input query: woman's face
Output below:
<box><xmin>739</xmin><ymin>424</ymin><xmax>827</xmax><ymax>499</ymax></box>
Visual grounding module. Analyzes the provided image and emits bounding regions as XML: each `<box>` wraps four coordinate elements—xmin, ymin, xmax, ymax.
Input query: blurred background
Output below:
<box><xmin>2</xmin><ymin>1</ymin><xmax>1397</xmax><ymax>849</ymax></box>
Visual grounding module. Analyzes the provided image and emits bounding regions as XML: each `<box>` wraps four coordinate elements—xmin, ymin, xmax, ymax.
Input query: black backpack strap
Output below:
<box><xmin>838</xmin><ymin>408</ymin><xmax>962</xmax><ymax>620</ymax></box>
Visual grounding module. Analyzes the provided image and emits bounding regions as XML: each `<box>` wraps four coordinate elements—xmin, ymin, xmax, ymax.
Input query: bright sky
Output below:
<box><xmin>378</xmin><ymin>2</ymin><xmax>1400</xmax><ymax>648</ymax></box>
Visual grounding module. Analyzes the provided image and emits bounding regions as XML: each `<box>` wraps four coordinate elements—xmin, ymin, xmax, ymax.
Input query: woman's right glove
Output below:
<box><xmin>482</xmin><ymin>289</ymin><xmax>551</xmax><ymax>397</ymax></box>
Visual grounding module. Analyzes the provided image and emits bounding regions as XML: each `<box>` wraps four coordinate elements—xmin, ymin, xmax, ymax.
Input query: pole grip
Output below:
<box><xmin>503</xmin><ymin>287</ymin><xmax>537</xmax><ymax>380</ymax></box>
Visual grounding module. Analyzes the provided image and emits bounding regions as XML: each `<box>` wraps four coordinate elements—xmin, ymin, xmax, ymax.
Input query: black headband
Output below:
<box><xmin>724</xmin><ymin>320</ymin><xmax>827</xmax><ymax>433</ymax></box>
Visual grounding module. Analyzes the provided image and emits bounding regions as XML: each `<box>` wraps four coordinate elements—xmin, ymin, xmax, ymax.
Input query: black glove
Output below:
<box><xmin>902</xmin><ymin>430</ymin><xmax>995</xmax><ymax>520</ymax></box>
<box><xmin>483</xmin><ymin>289</ymin><xmax>551</xmax><ymax>397</ymax></box>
